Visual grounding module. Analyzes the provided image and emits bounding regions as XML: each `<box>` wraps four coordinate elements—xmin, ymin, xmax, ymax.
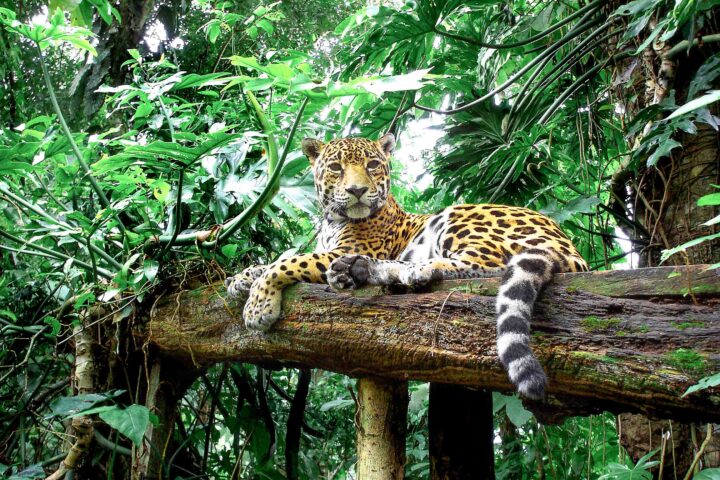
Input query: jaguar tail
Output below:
<box><xmin>495</xmin><ymin>249</ymin><xmax>558</xmax><ymax>400</ymax></box>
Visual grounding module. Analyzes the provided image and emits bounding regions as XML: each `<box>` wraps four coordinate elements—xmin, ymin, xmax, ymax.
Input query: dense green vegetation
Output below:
<box><xmin>0</xmin><ymin>0</ymin><xmax>719</xmax><ymax>478</ymax></box>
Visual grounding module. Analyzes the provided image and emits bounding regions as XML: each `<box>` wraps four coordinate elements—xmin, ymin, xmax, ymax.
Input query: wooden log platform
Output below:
<box><xmin>145</xmin><ymin>265</ymin><xmax>720</xmax><ymax>422</ymax></box>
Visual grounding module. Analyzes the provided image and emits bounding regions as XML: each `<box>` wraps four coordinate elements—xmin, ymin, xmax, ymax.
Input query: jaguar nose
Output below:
<box><xmin>346</xmin><ymin>185</ymin><xmax>368</xmax><ymax>199</ymax></box>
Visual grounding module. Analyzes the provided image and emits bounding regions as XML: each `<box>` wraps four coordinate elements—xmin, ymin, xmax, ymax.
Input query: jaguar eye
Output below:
<box><xmin>367</xmin><ymin>160</ymin><xmax>381</xmax><ymax>170</ymax></box>
<box><xmin>327</xmin><ymin>163</ymin><xmax>342</xmax><ymax>173</ymax></box>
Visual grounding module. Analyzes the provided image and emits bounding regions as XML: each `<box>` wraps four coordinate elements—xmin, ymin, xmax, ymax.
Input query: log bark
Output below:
<box><xmin>145</xmin><ymin>265</ymin><xmax>720</xmax><ymax>422</ymax></box>
<box><xmin>356</xmin><ymin>378</ymin><xmax>408</xmax><ymax>480</ymax></box>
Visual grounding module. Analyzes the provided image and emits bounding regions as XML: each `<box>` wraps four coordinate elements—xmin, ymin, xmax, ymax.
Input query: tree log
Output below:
<box><xmin>145</xmin><ymin>265</ymin><xmax>720</xmax><ymax>422</ymax></box>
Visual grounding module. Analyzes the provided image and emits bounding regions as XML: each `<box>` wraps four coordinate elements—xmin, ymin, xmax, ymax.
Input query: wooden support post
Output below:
<box><xmin>429</xmin><ymin>384</ymin><xmax>495</xmax><ymax>480</ymax></box>
<box><xmin>356</xmin><ymin>377</ymin><xmax>408</xmax><ymax>480</ymax></box>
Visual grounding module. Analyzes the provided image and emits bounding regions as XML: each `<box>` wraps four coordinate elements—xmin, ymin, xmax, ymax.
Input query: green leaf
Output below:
<box><xmin>256</xmin><ymin>18</ymin><xmax>274</xmax><ymax>35</ymax></box>
<box><xmin>171</xmin><ymin>72</ymin><xmax>231</xmax><ymax>91</ymax></box>
<box><xmin>265</xmin><ymin>63</ymin><xmax>294</xmax><ymax>82</ymax></box>
<box><xmin>49</xmin><ymin>390</ymin><xmax>124</xmax><ymax>418</ymax></box>
<box><xmin>0</xmin><ymin>160</ymin><xmax>33</xmax><ymax>173</ymax></box>
<box><xmin>565</xmin><ymin>195</ymin><xmax>601</xmax><ymax>214</ymax></box>
<box><xmin>667</xmin><ymin>90</ymin><xmax>720</xmax><ymax>120</ymax></box>
<box><xmin>688</xmin><ymin>53</ymin><xmax>720</xmax><ymax>100</ymax></box>
<box><xmin>208</xmin><ymin>22</ymin><xmax>221</xmax><ymax>43</ymax></box>
<box><xmin>229</xmin><ymin>55</ymin><xmax>262</xmax><ymax>70</ymax></box>
<box><xmin>133</xmin><ymin>101</ymin><xmax>153</xmax><ymax>119</ymax></box>
<box><xmin>153</xmin><ymin>181</ymin><xmax>171</xmax><ymax>201</ymax></box>
<box><xmin>43</xmin><ymin>316</ymin><xmax>61</xmax><ymax>336</ymax></box>
<box><xmin>694</xmin><ymin>468</ymin><xmax>720</xmax><ymax>480</ymax></box>
<box><xmin>64</xmin><ymin>36</ymin><xmax>97</xmax><ymax>55</ymax></box>
<box><xmin>612</xmin><ymin>0</ymin><xmax>660</xmax><ymax>16</ymax></box>
<box><xmin>320</xmin><ymin>398</ymin><xmax>354</xmax><ymax>412</ymax></box>
<box><xmin>221</xmin><ymin>244</ymin><xmax>238</xmax><ymax>258</ymax></box>
<box><xmin>682</xmin><ymin>372</ymin><xmax>720</xmax><ymax>397</ymax></box>
<box><xmin>73</xmin><ymin>292</ymin><xmax>96</xmax><ymax>309</ymax></box>
<box><xmin>88</xmin><ymin>0</ymin><xmax>115</xmax><ymax>25</ymax></box>
<box><xmin>96</xmin><ymin>133</ymin><xmax>242</xmax><ymax>172</ymax></box>
<box><xmin>698</xmin><ymin>192</ymin><xmax>720</xmax><ymax>207</ymax></box>
<box><xmin>8</xmin><ymin>464</ymin><xmax>44</xmax><ymax>479</ymax></box>
<box><xmin>504</xmin><ymin>395</ymin><xmax>533</xmax><ymax>427</ymax></box>
<box><xmin>647</xmin><ymin>137</ymin><xmax>682</xmax><ymax>167</ymax></box>
<box><xmin>661</xmin><ymin>232</ymin><xmax>720</xmax><ymax>262</ymax></box>
<box><xmin>541</xmin><ymin>196</ymin><xmax>599</xmax><ymax>223</ymax></box>
<box><xmin>703</xmin><ymin>214</ymin><xmax>720</xmax><ymax>227</ymax></box>
<box><xmin>361</xmin><ymin>69</ymin><xmax>430</xmax><ymax>97</ymax></box>
<box><xmin>143</xmin><ymin>260</ymin><xmax>159</xmax><ymax>282</ymax></box>
<box><xmin>99</xmin><ymin>404</ymin><xmax>150</xmax><ymax>447</ymax></box>
<box><xmin>128</xmin><ymin>49</ymin><xmax>141</xmax><ymax>61</ymax></box>
<box><xmin>599</xmin><ymin>449</ymin><xmax>659</xmax><ymax>479</ymax></box>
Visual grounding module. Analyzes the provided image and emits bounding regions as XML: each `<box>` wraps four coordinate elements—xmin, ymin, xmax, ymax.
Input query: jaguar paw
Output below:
<box><xmin>327</xmin><ymin>255</ymin><xmax>371</xmax><ymax>290</ymax></box>
<box><xmin>225</xmin><ymin>265</ymin><xmax>267</xmax><ymax>296</ymax></box>
<box><xmin>242</xmin><ymin>284</ymin><xmax>282</xmax><ymax>332</ymax></box>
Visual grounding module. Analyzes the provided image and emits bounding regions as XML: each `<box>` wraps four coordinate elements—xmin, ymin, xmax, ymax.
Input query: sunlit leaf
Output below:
<box><xmin>682</xmin><ymin>372</ymin><xmax>720</xmax><ymax>397</ymax></box>
<box><xmin>99</xmin><ymin>404</ymin><xmax>150</xmax><ymax>447</ymax></box>
<box><xmin>667</xmin><ymin>90</ymin><xmax>720</xmax><ymax>120</ymax></box>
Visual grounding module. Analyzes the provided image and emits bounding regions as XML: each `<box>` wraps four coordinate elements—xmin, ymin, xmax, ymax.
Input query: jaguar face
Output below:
<box><xmin>301</xmin><ymin>134</ymin><xmax>395</xmax><ymax>221</ymax></box>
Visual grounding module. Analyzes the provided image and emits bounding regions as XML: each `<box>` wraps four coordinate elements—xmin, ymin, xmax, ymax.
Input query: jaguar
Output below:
<box><xmin>225</xmin><ymin>134</ymin><xmax>588</xmax><ymax>399</ymax></box>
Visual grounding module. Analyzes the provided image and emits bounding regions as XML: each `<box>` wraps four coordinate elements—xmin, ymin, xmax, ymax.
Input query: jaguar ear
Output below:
<box><xmin>301</xmin><ymin>138</ymin><xmax>324</xmax><ymax>165</ymax></box>
<box><xmin>378</xmin><ymin>133</ymin><xmax>396</xmax><ymax>156</ymax></box>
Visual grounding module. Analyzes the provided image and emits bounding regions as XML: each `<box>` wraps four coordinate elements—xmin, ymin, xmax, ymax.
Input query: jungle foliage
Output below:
<box><xmin>0</xmin><ymin>0</ymin><xmax>719</xmax><ymax>478</ymax></box>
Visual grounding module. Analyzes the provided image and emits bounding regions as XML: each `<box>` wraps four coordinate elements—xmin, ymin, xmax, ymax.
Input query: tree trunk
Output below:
<box><xmin>429</xmin><ymin>385</ymin><xmax>495</xmax><ymax>479</ymax></box>
<box><xmin>608</xmin><ymin>11</ymin><xmax>720</xmax><ymax>470</ymax></box>
<box><xmin>145</xmin><ymin>265</ymin><xmax>720</xmax><ymax>423</ymax></box>
<box><xmin>356</xmin><ymin>377</ymin><xmax>408</xmax><ymax>480</ymax></box>
<box><xmin>69</xmin><ymin>0</ymin><xmax>156</xmax><ymax>119</ymax></box>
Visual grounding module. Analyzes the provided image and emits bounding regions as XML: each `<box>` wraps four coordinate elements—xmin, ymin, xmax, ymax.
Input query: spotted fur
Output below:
<box><xmin>225</xmin><ymin>134</ymin><xmax>588</xmax><ymax>399</ymax></box>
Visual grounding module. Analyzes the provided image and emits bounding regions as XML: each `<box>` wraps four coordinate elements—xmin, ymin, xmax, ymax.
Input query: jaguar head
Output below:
<box><xmin>301</xmin><ymin>134</ymin><xmax>395</xmax><ymax>221</ymax></box>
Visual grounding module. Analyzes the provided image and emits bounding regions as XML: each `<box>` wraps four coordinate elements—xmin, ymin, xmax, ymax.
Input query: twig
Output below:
<box><xmin>93</xmin><ymin>431</ymin><xmax>131</xmax><ymax>457</ymax></box>
<box><xmin>285</xmin><ymin>368</ymin><xmax>311</xmax><ymax>479</ymax></box>
<box><xmin>683</xmin><ymin>424</ymin><xmax>713</xmax><ymax>480</ymax></box>
<box><xmin>433</xmin><ymin>291</ymin><xmax>456</xmax><ymax>350</ymax></box>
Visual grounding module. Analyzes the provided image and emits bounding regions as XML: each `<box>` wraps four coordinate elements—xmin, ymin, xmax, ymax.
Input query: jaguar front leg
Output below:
<box><xmin>328</xmin><ymin>251</ymin><xmax>500</xmax><ymax>290</ymax></box>
<box><xmin>227</xmin><ymin>251</ymin><xmax>344</xmax><ymax>335</ymax></box>
<box><xmin>328</xmin><ymin>255</ymin><xmax>441</xmax><ymax>289</ymax></box>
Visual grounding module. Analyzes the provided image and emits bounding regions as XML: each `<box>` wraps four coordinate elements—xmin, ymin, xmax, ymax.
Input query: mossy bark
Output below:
<box><xmin>146</xmin><ymin>264</ymin><xmax>720</xmax><ymax>422</ymax></box>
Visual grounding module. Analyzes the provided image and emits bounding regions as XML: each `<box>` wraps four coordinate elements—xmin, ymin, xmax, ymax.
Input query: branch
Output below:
<box><xmin>147</xmin><ymin>265</ymin><xmax>720</xmax><ymax>423</ymax></box>
<box><xmin>433</xmin><ymin>0</ymin><xmax>601</xmax><ymax>50</ymax></box>
<box><xmin>36</xmin><ymin>45</ymin><xmax>126</xmax><ymax>236</ymax></box>
<box><xmin>414</xmin><ymin>15</ymin><xmax>606</xmax><ymax>115</ymax></box>
<box><xmin>0</xmin><ymin>229</ymin><xmax>114</xmax><ymax>279</ymax></box>
<box><xmin>665</xmin><ymin>33</ymin><xmax>720</xmax><ymax>60</ymax></box>
<box><xmin>153</xmin><ymin>95</ymin><xmax>309</xmax><ymax>248</ymax></box>
<box><xmin>0</xmin><ymin>184</ymin><xmax>122</xmax><ymax>270</ymax></box>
